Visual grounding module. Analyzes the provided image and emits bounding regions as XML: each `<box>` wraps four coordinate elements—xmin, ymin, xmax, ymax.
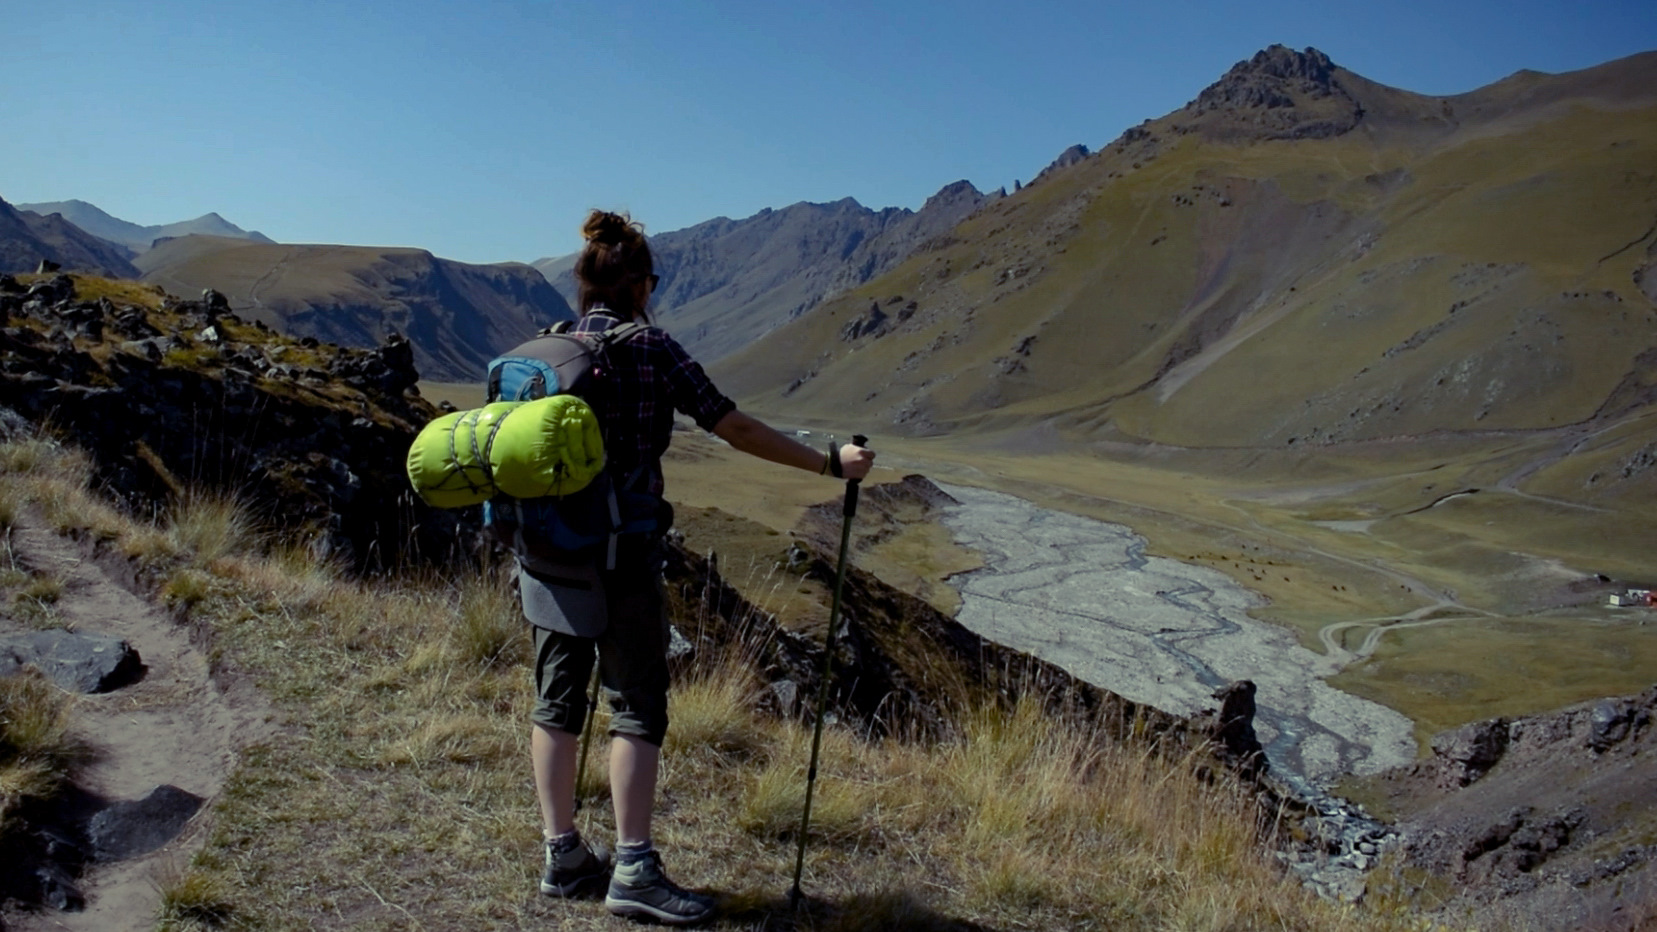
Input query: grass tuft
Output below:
<box><xmin>0</xmin><ymin>671</ymin><xmax>91</xmax><ymax>822</ymax></box>
<box><xmin>156</xmin><ymin>863</ymin><xmax>235</xmax><ymax>929</ymax></box>
<box><xmin>451</xmin><ymin>571</ymin><xmax>528</xmax><ymax>669</ymax></box>
<box><xmin>168</xmin><ymin>492</ymin><xmax>257</xmax><ymax>567</ymax></box>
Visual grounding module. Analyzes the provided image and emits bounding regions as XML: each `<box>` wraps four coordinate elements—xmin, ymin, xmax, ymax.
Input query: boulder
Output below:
<box><xmin>0</xmin><ymin>630</ymin><xmax>143</xmax><ymax>693</ymax></box>
<box><xmin>86</xmin><ymin>784</ymin><xmax>205</xmax><ymax>860</ymax></box>
<box><xmin>1431</xmin><ymin>718</ymin><xmax>1509</xmax><ymax>787</ymax></box>
<box><xmin>26</xmin><ymin>275</ymin><xmax>74</xmax><ymax>305</ymax></box>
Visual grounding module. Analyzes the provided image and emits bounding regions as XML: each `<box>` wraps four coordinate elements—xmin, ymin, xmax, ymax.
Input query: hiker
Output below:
<box><xmin>528</xmin><ymin>209</ymin><xmax>874</xmax><ymax>924</ymax></box>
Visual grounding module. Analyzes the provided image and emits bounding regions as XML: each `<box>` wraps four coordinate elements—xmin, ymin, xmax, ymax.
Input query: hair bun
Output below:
<box><xmin>581</xmin><ymin>210</ymin><xmax>641</xmax><ymax>246</ymax></box>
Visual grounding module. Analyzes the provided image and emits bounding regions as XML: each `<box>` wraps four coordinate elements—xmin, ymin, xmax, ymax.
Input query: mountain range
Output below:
<box><xmin>711</xmin><ymin>45</ymin><xmax>1657</xmax><ymax>509</ymax></box>
<box><xmin>0</xmin><ymin>197</ymin><xmax>140</xmax><ymax>278</ymax></box>
<box><xmin>534</xmin><ymin>179</ymin><xmax>993</xmax><ymax>362</ymax></box>
<box><xmin>133</xmin><ymin>235</ymin><xmax>573</xmax><ymax>382</ymax></box>
<box><xmin>15</xmin><ymin>199</ymin><xmax>273</xmax><ymax>253</ymax></box>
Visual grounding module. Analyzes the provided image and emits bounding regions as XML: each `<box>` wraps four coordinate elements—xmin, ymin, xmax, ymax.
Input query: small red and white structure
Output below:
<box><xmin>1608</xmin><ymin>589</ymin><xmax>1655</xmax><ymax>608</ymax></box>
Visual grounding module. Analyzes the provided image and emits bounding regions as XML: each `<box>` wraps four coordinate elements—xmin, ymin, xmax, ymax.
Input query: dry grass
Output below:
<box><xmin>0</xmin><ymin>438</ymin><xmax>1460</xmax><ymax>931</ymax></box>
<box><xmin>0</xmin><ymin>670</ymin><xmax>91</xmax><ymax>825</ymax></box>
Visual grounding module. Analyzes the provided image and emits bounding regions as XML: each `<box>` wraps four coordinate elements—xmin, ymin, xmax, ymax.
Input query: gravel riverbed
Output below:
<box><xmin>936</xmin><ymin>483</ymin><xmax>1416</xmax><ymax>789</ymax></box>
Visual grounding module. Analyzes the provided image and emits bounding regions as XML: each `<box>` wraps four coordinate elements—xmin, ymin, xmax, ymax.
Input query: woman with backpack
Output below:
<box><xmin>528</xmin><ymin>209</ymin><xmax>874</xmax><ymax>925</ymax></box>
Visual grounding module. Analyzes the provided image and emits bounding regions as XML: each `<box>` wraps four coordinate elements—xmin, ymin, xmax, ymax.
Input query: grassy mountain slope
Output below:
<box><xmin>534</xmin><ymin>181</ymin><xmax>990</xmax><ymax>362</ymax></box>
<box><xmin>15</xmin><ymin>198</ymin><xmax>273</xmax><ymax>252</ymax></box>
<box><xmin>136</xmin><ymin>235</ymin><xmax>574</xmax><ymax>381</ymax></box>
<box><xmin>0</xmin><ymin>196</ymin><xmax>139</xmax><ymax>278</ymax></box>
<box><xmin>717</xmin><ymin>48</ymin><xmax>1657</xmax><ymax>490</ymax></box>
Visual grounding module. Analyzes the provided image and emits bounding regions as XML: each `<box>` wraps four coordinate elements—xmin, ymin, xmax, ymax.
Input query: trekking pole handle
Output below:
<box><xmin>844</xmin><ymin>435</ymin><xmax>868</xmax><ymax>517</ymax></box>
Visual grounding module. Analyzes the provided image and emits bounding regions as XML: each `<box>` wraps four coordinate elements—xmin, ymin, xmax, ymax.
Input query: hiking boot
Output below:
<box><xmin>541</xmin><ymin>836</ymin><xmax>610</xmax><ymax>897</ymax></box>
<box><xmin>605</xmin><ymin>849</ymin><xmax>714</xmax><ymax>925</ymax></box>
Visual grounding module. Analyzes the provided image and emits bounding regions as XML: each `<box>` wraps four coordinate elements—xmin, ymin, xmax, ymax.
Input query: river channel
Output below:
<box><xmin>935</xmin><ymin>482</ymin><xmax>1416</xmax><ymax>789</ymax></box>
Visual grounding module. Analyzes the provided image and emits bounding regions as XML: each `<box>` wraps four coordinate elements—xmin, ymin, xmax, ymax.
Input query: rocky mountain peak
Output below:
<box><xmin>1184</xmin><ymin>44</ymin><xmax>1361</xmax><ymax>140</ymax></box>
<box><xmin>1034</xmin><ymin>144</ymin><xmax>1092</xmax><ymax>182</ymax></box>
<box><xmin>919</xmin><ymin>179</ymin><xmax>985</xmax><ymax>213</ymax></box>
<box><xmin>1195</xmin><ymin>45</ymin><xmax>1340</xmax><ymax>113</ymax></box>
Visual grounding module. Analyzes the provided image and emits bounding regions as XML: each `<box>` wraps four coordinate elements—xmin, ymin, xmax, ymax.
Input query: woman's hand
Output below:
<box><xmin>838</xmin><ymin>443</ymin><xmax>875</xmax><ymax>480</ymax></box>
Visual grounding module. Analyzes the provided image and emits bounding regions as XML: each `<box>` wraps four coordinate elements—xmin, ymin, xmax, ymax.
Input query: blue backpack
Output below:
<box><xmin>481</xmin><ymin>319</ymin><xmax>668</xmax><ymax>569</ymax></box>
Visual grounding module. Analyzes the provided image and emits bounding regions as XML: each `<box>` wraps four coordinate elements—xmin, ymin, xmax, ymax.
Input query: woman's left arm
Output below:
<box><xmin>711</xmin><ymin>410</ymin><xmax>874</xmax><ymax>479</ymax></box>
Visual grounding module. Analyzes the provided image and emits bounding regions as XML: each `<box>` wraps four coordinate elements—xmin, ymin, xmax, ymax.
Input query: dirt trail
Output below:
<box><xmin>5</xmin><ymin>516</ymin><xmax>268</xmax><ymax>932</ymax></box>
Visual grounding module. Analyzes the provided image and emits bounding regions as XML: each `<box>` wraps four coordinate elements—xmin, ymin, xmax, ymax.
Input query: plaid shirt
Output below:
<box><xmin>573</xmin><ymin>308</ymin><xmax>736</xmax><ymax>496</ymax></box>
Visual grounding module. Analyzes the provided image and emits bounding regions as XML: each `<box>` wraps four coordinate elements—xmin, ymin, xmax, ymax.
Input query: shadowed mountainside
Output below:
<box><xmin>534</xmin><ymin>179</ymin><xmax>991</xmax><ymax>361</ymax></box>
<box><xmin>134</xmin><ymin>235</ymin><xmax>574</xmax><ymax>381</ymax></box>
<box><xmin>714</xmin><ymin>47</ymin><xmax>1657</xmax><ymax>516</ymax></box>
<box><xmin>0</xmin><ymin>197</ymin><xmax>139</xmax><ymax>279</ymax></box>
<box><xmin>15</xmin><ymin>199</ymin><xmax>273</xmax><ymax>253</ymax></box>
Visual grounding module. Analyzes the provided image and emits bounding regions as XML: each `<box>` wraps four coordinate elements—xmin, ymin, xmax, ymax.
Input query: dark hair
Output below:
<box><xmin>575</xmin><ymin>210</ymin><xmax>654</xmax><ymax>321</ymax></box>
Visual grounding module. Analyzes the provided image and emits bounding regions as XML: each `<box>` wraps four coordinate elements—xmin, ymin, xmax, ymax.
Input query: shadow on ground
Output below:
<box><xmin>717</xmin><ymin>888</ymin><xmax>1003</xmax><ymax>931</ymax></box>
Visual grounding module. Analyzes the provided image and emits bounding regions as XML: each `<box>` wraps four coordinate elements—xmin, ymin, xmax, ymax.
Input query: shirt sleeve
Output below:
<box><xmin>654</xmin><ymin>330</ymin><xmax>737</xmax><ymax>432</ymax></box>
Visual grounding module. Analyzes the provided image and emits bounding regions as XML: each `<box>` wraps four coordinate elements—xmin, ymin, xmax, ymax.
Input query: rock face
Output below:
<box><xmin>0</xmin><ymin>196</ymin><xmax>139</xmax><ymax>279</ymax></box>
<box><xmin>1375</xmin><ymin>686</ymin><xmax>1657</xmax><ymax>927</ymax></box>
<box><xmin>0</xmin><ymin>275</ymin><xmax>464</xmax><ymax>570</ymax></box>
<box><xmin>1185</xmin><ymin>45</ymin><xmax>1363</xmax><ymax>140</ymax></box>
<box><xmin>0</xmin><ymin>631</ymin><xmax>143</xmax><ymax>693</ymax></box>
<box><xmin>1431</xmin><ymin>718</ymin><xmax>1510</xmax><ymax>788</ymax></box>
<box><xmin>534</xmin><ymin>179</ymin><xmax>990</xmax><ymax>363</ymax></box>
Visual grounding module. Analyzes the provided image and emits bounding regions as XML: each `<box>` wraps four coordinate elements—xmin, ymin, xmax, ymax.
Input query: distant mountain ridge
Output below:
<box><xmin>534</xmin><ymin>179</ymin><xmax>993</xmax><ymax>361</ymax></box>
<box><xmin>0</xmin><ymin>196</ymin><xmax>140</xmax><ymax>278</ymax></box>
<box><xmin>136</xmin><ymin>236</ymin><xmax>572</xmax><ymax>381</ymax></box>
<box><xmin>16</xmin><ymin>199</ymin><xmax>272</xmax><ymax>253</ymax></box>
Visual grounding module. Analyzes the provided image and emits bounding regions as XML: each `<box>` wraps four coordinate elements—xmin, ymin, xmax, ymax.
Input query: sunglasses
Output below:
<box><xmin>647</xmin><ymin>274</ymin><xmax>660</xmax><ymax>292</ymax></box>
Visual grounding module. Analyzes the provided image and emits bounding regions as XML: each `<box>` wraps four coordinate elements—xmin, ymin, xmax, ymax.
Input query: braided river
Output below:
<box><xmin>936</xmin><ymin>483</ymin><xmax>1416</xmax><ymax>791</ymax></box>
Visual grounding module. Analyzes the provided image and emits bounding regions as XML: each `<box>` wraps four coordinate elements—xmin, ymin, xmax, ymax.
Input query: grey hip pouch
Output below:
<box><xmin>517</xmin><ymin>556</ymin><xmax>607</xmax><ymax>637</ymax></box>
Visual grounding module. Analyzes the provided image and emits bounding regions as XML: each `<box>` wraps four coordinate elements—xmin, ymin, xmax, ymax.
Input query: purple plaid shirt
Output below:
<box><xmin>572</xmin><ymin>308</ymin><xmax>736</xmax><ymax>496</ymax></box>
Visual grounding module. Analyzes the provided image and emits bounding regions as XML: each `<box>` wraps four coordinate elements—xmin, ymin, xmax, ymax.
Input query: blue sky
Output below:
<box><xmin>3</xmin><ymin>0</ymin><xmax>1653</xmax><ymax>264</ymax></box>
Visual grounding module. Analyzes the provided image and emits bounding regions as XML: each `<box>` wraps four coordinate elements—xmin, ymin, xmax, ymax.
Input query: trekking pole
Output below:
<box><xmin>574</xmin><ymin>665</ymin><xmax>601</xmax><ymax>813</ymax></box>
<box><xmin>789</xmin><ymin>434</ymin><xmax>867</xmax><ymax>910</ymax></box>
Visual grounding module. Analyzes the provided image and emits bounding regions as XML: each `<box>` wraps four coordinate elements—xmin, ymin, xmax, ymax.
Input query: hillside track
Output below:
<box><xmin>4</xmin><ymin>516</ymin><xmax>272</xmax><ymax>932</ymax></box>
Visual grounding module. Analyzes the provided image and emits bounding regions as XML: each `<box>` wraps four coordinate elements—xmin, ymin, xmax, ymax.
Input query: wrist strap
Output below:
<box><xmin>828</xmin><ymin>442</ymin><xmax>843</xmax><ymax>479</ymax></box>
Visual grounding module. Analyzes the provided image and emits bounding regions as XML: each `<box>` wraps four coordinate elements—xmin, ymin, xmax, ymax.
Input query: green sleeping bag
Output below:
<box><xmin>406</xmin><ymin>395</ymin><xmax>605</xmax><ymax>508</ymax></box>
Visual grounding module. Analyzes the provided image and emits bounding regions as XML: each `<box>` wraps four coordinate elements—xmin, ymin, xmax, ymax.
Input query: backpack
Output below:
<box><xmin>480</xmin><ymin>318</ymin><xmax>667</xmax><ymax>570</ymax></box>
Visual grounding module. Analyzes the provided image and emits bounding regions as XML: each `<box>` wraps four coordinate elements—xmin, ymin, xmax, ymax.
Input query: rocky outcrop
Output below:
<box><xmin>1185</xmin><ymin>45</ymin><xmax>1363</xmax><ymax>141</ymax></box>
<box><xmin>1376</xmin><ymin>686</ymin><xmax>1657</xmax><ymax>927</ymax></box>
<box><xmin>1032</xmin><ymin>144</ymin><xmax>1092</xmax><ymax>183</ymax></box>
<box><xmin>1431</xmin><ymin>718</ymin><xmax>1510</xmax><ymax>788</ymax></box>
<box><xmin>0</xmin><ymin>275</ymin><xmax>463</xmax><ymax>570</ymax></box>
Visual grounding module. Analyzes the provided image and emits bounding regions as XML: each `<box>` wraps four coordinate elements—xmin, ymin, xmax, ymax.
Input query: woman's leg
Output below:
<box><xmin>533</xmin><ymin>725</ymin><xmax>580</xmax><ymax>837</ymax></box>
<box><xmin>529</xmin><ymin>626</ymin><xmax>598</xmax><ymax>839</ymax></box>
<box><xmin>609</xmin><ymin>733</ymin><xmax>660</xmax><ymax>846</ymax></box>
